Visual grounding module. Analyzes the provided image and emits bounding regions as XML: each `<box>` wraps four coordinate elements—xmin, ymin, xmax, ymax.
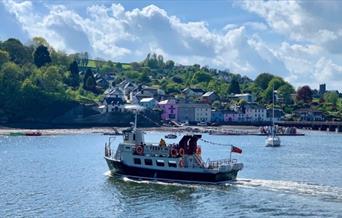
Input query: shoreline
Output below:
<box><xmin>0</xmin><ymin>125</ymin><xmax>307</xmax><ymax>136</ymax></box>
<box><xmin>0</xmin><ymin>125</ymin><xmax>262</xmax><ymax>136</ymax></box>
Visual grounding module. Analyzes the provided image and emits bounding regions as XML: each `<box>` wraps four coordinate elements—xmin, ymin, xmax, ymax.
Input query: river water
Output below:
<box><xmin>0</xmin><ymin>130</ymin><xmax>341</xmax><ymax>217</ymax></box>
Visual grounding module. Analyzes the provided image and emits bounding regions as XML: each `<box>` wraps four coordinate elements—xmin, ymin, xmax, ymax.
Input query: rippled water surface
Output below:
<box><xmin>0</xmin><ymin>130</ymin><xmax>342</xmax><ymax>217</ymax></box>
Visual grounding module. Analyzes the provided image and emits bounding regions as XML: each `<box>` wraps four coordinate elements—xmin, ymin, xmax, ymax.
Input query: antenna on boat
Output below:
<box><xmin>124</xmin><ymin>104</ymin><xmax>145</xmax><ymax>129</ymax></box>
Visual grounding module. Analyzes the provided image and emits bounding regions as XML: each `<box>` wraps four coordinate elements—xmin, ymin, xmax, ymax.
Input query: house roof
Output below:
<box><xmin>140</xmin><ymin>97</ymin><xmax>156</xmax><ymax>103</ymax></box>
<box><xmin>234</xmin><ymin>93</ymin><xmax>252</xmax><ymax>97</ymax></box>
<box><xmin>177</xmin><ymin>103</ymin><xmax>210</xmax><ymax>108</ymax></box>
<box><xmin>105</xmin><ymin>87</ymin><xmax>124</xmax><ymax>96</ymax></box>
<box><xmin>203</xmin><ymin>91</ymin><xmax>216</xmax><ymax>97</ymax></box>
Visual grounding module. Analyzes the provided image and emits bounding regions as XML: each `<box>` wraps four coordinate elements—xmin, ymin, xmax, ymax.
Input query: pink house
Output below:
<box><xmin>158</xmin><ymin>99</ymin><xmax>178</xmax><ymax>121</ymax></box>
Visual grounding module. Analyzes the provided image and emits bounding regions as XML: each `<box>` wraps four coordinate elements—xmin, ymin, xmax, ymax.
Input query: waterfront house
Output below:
<box><xmin>234</xmin><ymin>93</ymin><xmax>255</xmax><ymax>103</ymax></box>
<box><xmin>211</xmin><ymin>110</ymin><xmax>224</xmax><ymax>123</ymax></box>
<box><xmin>202</xmin><ymin>91</ymin><xmax>219</xmax><ymax>104</ymax></box>
<box><xmin>177</xmin><ymin>103</ymin><xmax>211</xmax><ymax>123</ymax></box>
<box><xmin>100</xmin><ymin>87</ymin><xmax>125</xmax><ymax>113</ymax></box>
<box><xmin>158</xmin><ymin>99</ymin><xmax>178</xmax><ymax>121</ymax></box>
<box><xmin>244</xmin><ymin>103</ymin><xmax>267</xmax><ymax>122</ymax></box>
<box><xmin>266</xmin><ymin>108</ymin><xmax>285</xmax><ymax>122</ymax></box>
<box><xmin>182</xmin><ymin>88</ymin><xmax>205</xmax><ymax>97</ymax></box>
<box><xmin>294</xmin><ymin>109</ymin><xmax>325</xmax><ymax>121</ymax></box>
<box><xmin>223</xmin><ymin>110</ymin><xmax>240</xmax><ymax>122</ymax></box>
<box><xmin>96</xmin><ymin>78</ymin><xmax>109</xmax><ymax>90</ymax></box>
<box><xmin>123</xmin><ymin>82</ymin><xmax>137</xmax><ymax>102</ymax></box>
<box><xmin>194</xmin><ymin>104</ymin><xmax>211</xmax><ymax>123</ymax></box>
<box><xmin>177</xmin><ymin>103</ymin><xmax>196</xmax><ymax>123</ymax></box>
<box><xmin>139</xmin><ymin>98</ymin><xmax>158</xmax><ymax>110</ymax></box>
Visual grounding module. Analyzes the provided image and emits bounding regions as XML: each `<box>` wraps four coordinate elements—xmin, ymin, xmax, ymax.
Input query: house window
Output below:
<box><xmin>134</xmin><ymin>158</ymin><xmax>141</xmax><ymax>165</ymax></box>
<box><xmin>156</xmin><ymin>160</ymin><xmax>165</xmax><ymax>167</ymax></box>
<box><xmin>144</xmin><ymin>159</ymin><xmax>153</xmax><ymax>166</ymax></box>
<box><xmin>168</xmin><ymin>161</ymin><xmax>177</xmax><ymax>168</ymax></box>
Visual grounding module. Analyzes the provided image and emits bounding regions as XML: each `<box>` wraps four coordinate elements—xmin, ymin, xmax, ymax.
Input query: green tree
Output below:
<box><xmin>139</xmin><ymin>71</ymin><xmax>151</xmax><ymax>84</ymax></box>
<box><xmin>172</xmin><ymin>76</ymin><xmax>183</xmax><ymax>84</ymax></box>
<box><xmin>0</xmin><ymin>62</ymin><xmax>23</xmax><ymax>117</ymax></box>
<box><xmin>255</xmin><ymin>73</ymin><xmax>274</xmax><ymax>89</ymax></box>
<box><xmin>115</xmin><ymin>62</ymin><xmax>123</xmax><ymax>71</ymax></box>
<box><xmin>83</xmin><ymin>68</ymin><xmax>96</xmax><ymax>91</ymax></box>
<box><xmin>42</xmin><ymin>66</ymin><xmax>63</xmax><ymax>92</ymax></box>
<box><xmin>278</xmin><ymin>83</ymin><xmax>295</xmax><ymax>104</ymax></box>
<box><xmin>157</xmin><ymin>54</ymin><xmax>164</xmax><ymax>68</ymax></box>
<box><xmin>0</xmin><ymin>49</ymin><xmax>10</xmax><ymax>66</ymax></box>
<box><xmin>69</xmin><ymin>61</ymin><xmax>80</xmax><ymax>87</ymax></box>
<box><xmin>192</xmin><ymin>71</ymin><xmax>212</xmax><ymax>83</ymax></box>
<box><xmin>33</xmin><ymin>45</ymin><xmax>51</xmax><ymax>68</ymax></box>
<box><xmin>32</xmin><ymin>36</ymin><xmax>50</xmax><ymax>48</ymax></box>
<box><xmin>228</xmin><ymin>77</ymin><xmax>241</xmax><ymax>94</ymax></box>
<box><xmin>1</xmin><ymin>38</ymin><xmax>31</xmax><ymax>64</ymax></box>
<box><xmin>262</xmin><ymin>77</ymin><xmax>286</xmax><ymax>103</ymax></box>
<box><xmin>165</xmin><ymin>60</ymin><xmax>175</xmax><ymax>69</ymax></box>
<box><xmin>324</xmin><ymin>91</ymin><xmax>339</xmax><ymax>106</ymax></box>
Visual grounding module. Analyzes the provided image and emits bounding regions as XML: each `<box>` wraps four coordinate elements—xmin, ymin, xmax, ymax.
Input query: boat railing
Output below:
<box><xmin>104</xmin><ymin>138</ymin><xmax>116</xmax><ymax>159</ymax></box>
<box><xmin>194</xmin><ymin>154</ymin><xmax>205</xmax><ymax>168</ymax></box>
<box><xmin>206</xmin><ymin>158</ymin><xmax>237</xmax><ymax>169</ymax></box>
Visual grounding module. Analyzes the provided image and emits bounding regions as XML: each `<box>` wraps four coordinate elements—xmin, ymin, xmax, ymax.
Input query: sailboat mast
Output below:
<box><xmin>134</xmin><ymin>110</ymin><xmax>138</xmax><ymax>129</ymax></box>
<box><xmin>272</xmin><ymin>84</ymin><xmax>275</xmax><ymax>137</ymax></box>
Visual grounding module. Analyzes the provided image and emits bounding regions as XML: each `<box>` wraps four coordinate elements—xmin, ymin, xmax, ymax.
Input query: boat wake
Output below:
<box><xmin>104</xmin><ymin>171</ymin><xmax>342</xmax><ymax>201</ymax></box>
<box><xmin>234</xmin><ymin>178</ymin><xmax>342</xmax><ymax>202</ymax></box>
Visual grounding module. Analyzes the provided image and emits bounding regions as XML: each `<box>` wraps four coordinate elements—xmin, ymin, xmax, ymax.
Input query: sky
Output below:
<box><xmin>1</xmin><ymin>0</ymin><xmax>342</xmax><ymax>91</ymax></box>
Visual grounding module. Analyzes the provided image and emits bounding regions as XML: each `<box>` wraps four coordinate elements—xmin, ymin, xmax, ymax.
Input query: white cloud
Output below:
<box><xmin>244</xmin><ymin>22</ymin><xmax>268</xmax><ymax>31</ymax></box>
<box><xmin>2</xmin><ymin>0</ymin><xmax>342</xmax><ymax>90</ymax></box>
<box><xmin>238</xmin><ymin>0</ymin><xmax>342</xmax><ymax>54</ymax></box>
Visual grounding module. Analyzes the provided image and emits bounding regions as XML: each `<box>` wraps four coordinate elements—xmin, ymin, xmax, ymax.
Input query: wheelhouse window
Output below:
<box><xmin>134</xmin><ymin>158</ymin><xmax>141</xmax><ymax>165</ymax></box>
<box><xmin>156</xmin><ymin>160</ymin><xmax>165</xmax><ymax>167</ymax></box>
<box><xmin>168</xmin><ymin>161</ymin><xmax>177</xmax><ymax>168</ymax></box>
<box><xmin>144</xmin><ymin>159</ymin><xmax>153</xmax><ymax>166</ymax></box>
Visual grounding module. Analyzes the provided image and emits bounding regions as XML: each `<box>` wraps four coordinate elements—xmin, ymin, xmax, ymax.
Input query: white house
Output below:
<box><xmin>139</xmin><ymin>98</ymin><xmax>158</xmax><ymax>109</ymax></box>
<box><xmin>234</xmin><ymin>93</ymin><xmax>255</xmax><ymax>103</ymax></box>
<box><xmin>194</xmin><ymin>104</ymin><xmax>211</xmax><ymax>123</ymax></box>
<box><xmin>100</xmin><ymin>87</ymin><xmax>126</xmax><ymax>113</ymax></box>
<box><xmin>244</xmin><ymin>104</ymin><xmax>267</xmax><ymax>122</ymax></box>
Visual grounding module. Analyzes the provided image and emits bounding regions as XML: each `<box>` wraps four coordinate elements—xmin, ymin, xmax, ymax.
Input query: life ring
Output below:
<box><xmin>171</xmin><ymin>148</ymin><xmax>178</xmax><ymax>157</ymax></box>
<box><xmin>179</xmin><ymin>159</ymin><xmax>185</xmax><ymax>168</ymax></box>
<box><xmin>179</xmin><ymin>148</ymin><xmax>185</xmax><ymax>157</ymax></box>
<box><xmin>196</xmin><ymin>146</ymin><xmax>202</xmax><ymax>155</ymax></box>
<box><xmin>136</xmin><ymin>145</ymin><xmax>144</xmax><ymax>155</ymax></box>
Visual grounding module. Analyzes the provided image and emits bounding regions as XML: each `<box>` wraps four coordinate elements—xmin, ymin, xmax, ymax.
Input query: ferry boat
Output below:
<box><xmin>104</xmin><ymin>106</ymin><xmax>243</xmax><ymax>184</ymax></box>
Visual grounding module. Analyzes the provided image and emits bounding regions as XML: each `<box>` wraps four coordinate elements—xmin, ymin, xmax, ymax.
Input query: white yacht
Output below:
<box><xmin>266</xmin><ymin>85</ymin><xmax>281</xmax><ymax>147</ymax></box>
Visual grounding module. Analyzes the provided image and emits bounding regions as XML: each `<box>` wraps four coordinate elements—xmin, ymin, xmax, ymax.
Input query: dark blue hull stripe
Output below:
<box><xmin>105</xmin><ymin>158</ymin><xmax>238</xmax><ymax>182</ymax></box>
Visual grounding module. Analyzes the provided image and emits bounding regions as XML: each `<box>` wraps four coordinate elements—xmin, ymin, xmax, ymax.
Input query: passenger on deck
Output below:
<box><xmin>159</xmin><ymin>138</ymin><xmax>166</xmax><ymax>147</ymax></box>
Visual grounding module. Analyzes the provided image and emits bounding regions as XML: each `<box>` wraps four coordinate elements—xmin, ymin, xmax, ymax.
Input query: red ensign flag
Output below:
<box><xmin>231</xmin><ymin>146</ymin><xmax>242</xmax><ymax>154</ymax></box>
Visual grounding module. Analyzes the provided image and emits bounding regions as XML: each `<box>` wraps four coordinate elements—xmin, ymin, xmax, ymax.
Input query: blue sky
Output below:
<box><xmin>1</xmin><ymin>0</ymin><xmax>342</xmax><ymax>91</ymax></box>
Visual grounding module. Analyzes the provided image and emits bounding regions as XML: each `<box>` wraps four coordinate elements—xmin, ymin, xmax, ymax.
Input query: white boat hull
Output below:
<box><xmin>266</xmin><ymin>136</ymin><xmax>281</xmax><ymax>147</ymax></box>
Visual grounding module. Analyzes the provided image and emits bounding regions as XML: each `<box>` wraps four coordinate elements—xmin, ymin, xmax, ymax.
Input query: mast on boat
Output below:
<box><xmin>272</xmin><ymin>84</ymin><xmax>275</xmax><ymax>138</ymax></box>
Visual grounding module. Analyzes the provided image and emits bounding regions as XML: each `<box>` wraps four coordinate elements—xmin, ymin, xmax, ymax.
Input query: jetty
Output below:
<box><xmin>276</xmin><ymin>121</ymin><xmax>342</xmax><ymax>133</ymax></box>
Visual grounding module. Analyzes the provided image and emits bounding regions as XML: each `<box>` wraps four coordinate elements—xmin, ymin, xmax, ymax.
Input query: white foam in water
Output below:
<box><xmin>104</xmin><ymin>172</ymin><xmax>342</xmax><ymax>201</ymax></box>
<box><xmin>121</xmin><ymin>176</ymin><xmax>200</xmax><ymax>189</ymax></box>
<box><xmin>235</xmin><ymin>178</ymin><xmax>342</xmax><ymax>201</ymax></box>
<box><xmin>104</xmin><ymin>171</ymin><xmax>113</xmax><ymax>177</ymax></box>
